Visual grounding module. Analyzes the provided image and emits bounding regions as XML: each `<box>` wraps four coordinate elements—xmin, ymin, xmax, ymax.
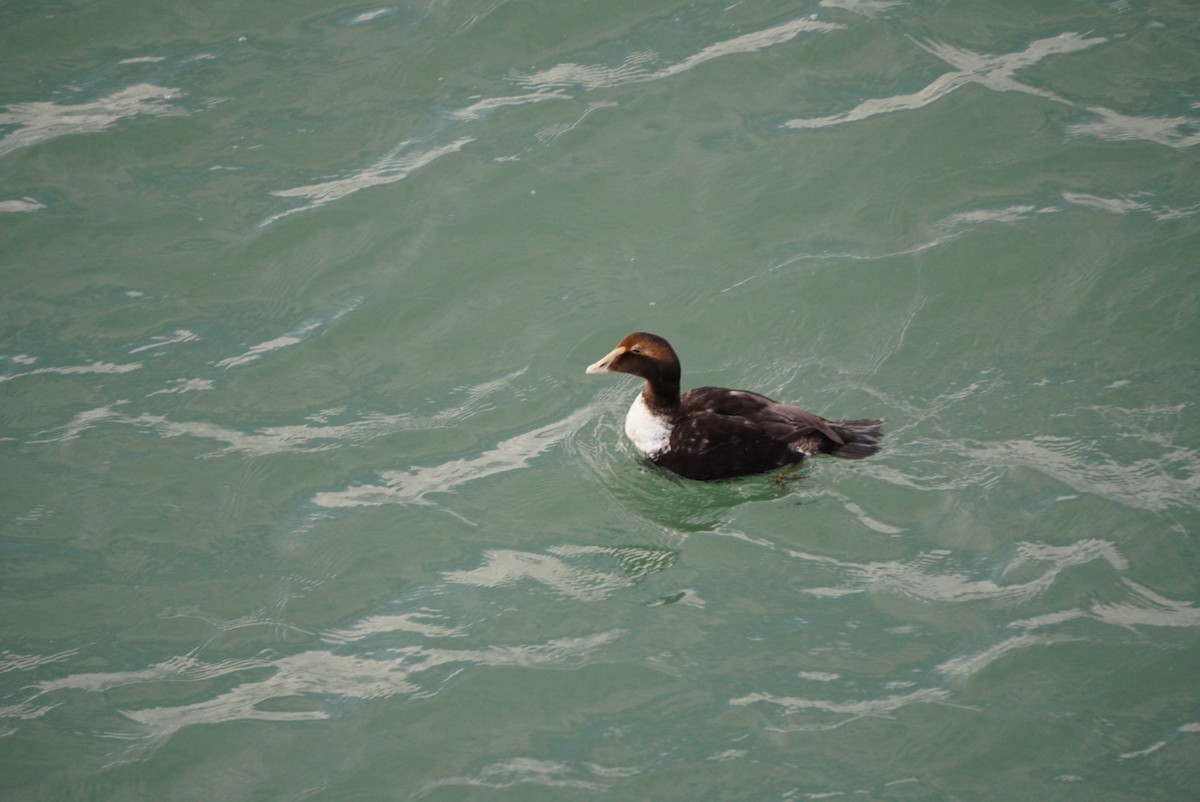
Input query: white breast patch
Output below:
<box><xmin>624</xmin><ymin>393</ymin><xmax>673</xmax><ymax>458</ymax></box>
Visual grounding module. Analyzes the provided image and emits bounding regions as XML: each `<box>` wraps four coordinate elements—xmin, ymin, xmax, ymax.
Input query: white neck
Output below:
<box><xmin>624</xmin><ymin>392</ymin><xmax>672</xmax><ymax>458</ymax></box>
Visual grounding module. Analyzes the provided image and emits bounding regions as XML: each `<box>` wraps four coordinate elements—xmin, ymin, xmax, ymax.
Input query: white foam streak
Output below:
<box><xmin>323</xmin><ymin>611</ymin><xmax>467</xmax><ymax>644</ymax></box>
<box><xmin>1091</xmin><ymin>580</ymin><xmax>1200</xmax><ymax>629</ymax></box>
<box><xmin>0</xmin><ymin>361</ymin><xmax>142</xmax><ymax>385</ymax></box>
<box><xmin>128</xmin><ymin>329</ymin><xmax>199</xmax><ymax>355</ymax></box>
<box><xmin>719</xmin><ymin>233</ymin><xmax>961</xmax><ymax>293</ymax></box>
<box><xmin>939</xmin><ymin>572</ymin><xmax>1200</xmax><ymax>681</ymax></box>
<box><xmin>37</xmin><ymin>653</ymin><xmax>270</xmax><ymax>695</ymax></box>
<box><xmin>0</xmin><ymin>197</ymin><xmax>46</xmax><ymax>213</ymax></box>
<box><xmin>443</xmin><ymin>546</ymin><xmax>635</xmax><ymax>602</ymax></box>
<box><xmin>30</xmin><ymin>367</ymin><xmax>524</xmax><ymax>452</ymax></box>
<box><xmin>1068</xmin><ymin>106</ymin><xmax>1200</xmax><ymax>149</ymax></box>
<box><xmin>937</xmin><ymin>633</ymin><xmax>1067</xmax><ymax>678</ymax></box>
<box><xmin>419</xmin><ymin>758</ymin><xmax>630</xmax><ymax>796</ymax></box>
<box><xmin>0</xmin><ymin>84</ymin><xmax>185</xmax><ymax>158</ymax></box>
<box><xmin>785</xmin><ymin>32</ymin><xmax>1106</xmax><ymax>129</ymax></box>
<box><xmin>23</xmin><ymin>624</ymin><xmax>621</xmax><ymax>744</ymax></box>
<box><xmin>1063</xmin><ymin>191</ymin><xmax>1199</xmax><ymax>220</ymax></box>
<box><xmin>730</xmin><ymin>687</ymin><xmax>952</xmax><ymax>730</ymax></box>
<box><xmin>217</xmin><ymin>300</ymin><xmax>360</xmax><ymax>368</ymax></box>
<box><xmin>312</xmin><ymin>405</ymin><xmax>594</xmax><ymax>508</ymax></box>
<box><xmin>349</xmin><ymin>7</ymin><xmax>395</xmax><ymax>25</ymax></box>
<box><xmin>942</xmin><ymin>204</ymin><xmax>1057</xmax><ymax>227</ymax></box>
<box><xmin>133</xmin><ymin>411</ymin><xmax>419</xmax><ymax>455</ymax></box>
<box><xmin>451</xmin><ymin>89</ymin><xmax>571</xmax><ymax>121</ymax></box>
<box><xmin>147</xmin><ymin>378</ymin><xmax>214</xmax><ymax>396</ymax></box>
<box><xmin>819</xmin><ymin>0</ymin><xmax>906</xmax><ymax>16</ymax></box>
<box><xmin>0</xmin><ymin>649</ymin><xmax>78</xmax><ymax>674</ymax></box>
<box><xmin>263</xmin><ymin>137</ymin><xmax>473</xmax><ymax>225</ymax></box>
<box><xmin>796</xmin><ymin>538</ymin><xmax>1125</xmax><ymax>603</ymax></box>
<box><xmin>216</xmin><ymin>327</ymin><xmax>317</xmax><ymax>369</ymax></box>
<box><xmin>963</xmin><ymin>436</ymin><xmax>1200</xmax><ymax>513</ymax></box>
<box><xmin>658</xmin><ymin>17</ymin><xmax>843</xmax><ymax>79</ymax></box>
<box><xmin>517</xmin><ymin>18</ymin><xmax>842</xmax><ymax>91</ymax></box>
<box><xmin>113</xmin><ymin>630</ymin><xmax>622</xmax><ymax>741</ymax></box>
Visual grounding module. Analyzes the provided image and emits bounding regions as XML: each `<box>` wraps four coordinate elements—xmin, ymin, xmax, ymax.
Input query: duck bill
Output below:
<box><xmin>585</xmin><ymin>345</ymin><xmax>626</xmax><ymax>375</ymax></box>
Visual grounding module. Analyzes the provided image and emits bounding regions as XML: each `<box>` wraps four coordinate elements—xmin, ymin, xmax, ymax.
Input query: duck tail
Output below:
<box><xmin>827</xmin><ymin>419</ymin><xmax>884</xmax><ymax>459</ymax></box>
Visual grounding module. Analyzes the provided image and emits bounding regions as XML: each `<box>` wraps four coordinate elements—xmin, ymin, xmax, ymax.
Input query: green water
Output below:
<box><xmin>2</xmin><ymin>0</ymin><xmax>1198</xmax><ymax>799</ymax></box>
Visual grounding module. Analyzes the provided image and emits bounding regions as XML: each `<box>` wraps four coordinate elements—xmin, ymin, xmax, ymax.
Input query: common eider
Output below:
<box><xmin>586</xmin><ymin>332</ymin><xmax>883</xmax><ymax>480</ymax></box>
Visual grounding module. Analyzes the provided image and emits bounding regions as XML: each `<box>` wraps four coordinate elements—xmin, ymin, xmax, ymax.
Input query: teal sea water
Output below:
<box><xmin>2</xmin><ymin>0</ymin><xmax>1198</xmax><ymax>798</ymax></box>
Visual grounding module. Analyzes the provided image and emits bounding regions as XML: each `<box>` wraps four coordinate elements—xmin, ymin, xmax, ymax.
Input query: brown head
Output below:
<box><xmin>585</xmin><ymin>332</ymin><xmax>682</xmax><ymax>406</ymax></box>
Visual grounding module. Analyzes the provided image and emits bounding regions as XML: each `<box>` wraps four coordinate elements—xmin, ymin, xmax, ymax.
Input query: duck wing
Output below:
<box><xmin>679</xmin><ymin>387</ymin><xmax>845</xmax><ymax>447</ymax></box>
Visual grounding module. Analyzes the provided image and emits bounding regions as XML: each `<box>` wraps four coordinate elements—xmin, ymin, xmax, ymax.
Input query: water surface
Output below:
<box><xmin>2</xmin><ymin>0</ymin><xmax>1198</xmax><ymax>799</ymax></box>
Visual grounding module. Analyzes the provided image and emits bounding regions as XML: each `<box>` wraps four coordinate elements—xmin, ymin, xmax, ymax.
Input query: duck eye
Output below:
<box><xmin>630</xmin><ymin>347</ymin><xmax>642</xmax><ymax>354</ymax></box>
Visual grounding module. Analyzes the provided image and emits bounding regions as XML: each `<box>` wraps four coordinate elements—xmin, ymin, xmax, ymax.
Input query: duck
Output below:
<box><xmin>585</xmin><ymin>332</ymin><xmax>883</xmax><ymax>481</ymax></box>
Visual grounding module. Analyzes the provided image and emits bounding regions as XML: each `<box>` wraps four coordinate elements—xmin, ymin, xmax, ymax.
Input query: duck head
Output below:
<box><xmin>586</xmin><ymin>332</ymin><xmax>682</xmax><ymax>405</ymax></box>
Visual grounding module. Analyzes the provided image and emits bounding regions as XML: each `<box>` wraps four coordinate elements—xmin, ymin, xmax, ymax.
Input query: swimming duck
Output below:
<box><xmin>586</xmin><ymin>332</ymin><xmax>883</xmax><ymax>480</ymax></box>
